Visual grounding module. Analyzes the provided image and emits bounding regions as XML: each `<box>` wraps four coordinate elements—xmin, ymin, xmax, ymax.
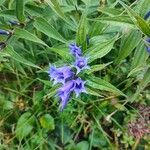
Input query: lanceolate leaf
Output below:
<box><xmin>127</xmin><ymin>66</ymin><xmax>144</xmax><ymax>78</ymax></box>
<box><xmin>131</xmin><ymin>41</ymin><xmax>149</xmax><ymax>70</ymax></box>
<box><xmin>16</xmin><ymin>0</ymin><xmax>25</xmax><ymax>22</ymax></box>
<box><xmin>45</xmin><ymin>0</ymin><xmax>76</xmax><ymax>30</ymax></box>
<box><xmin>5</xmin><ymin>46</ymin><xmax>41</xmax><ymax>69</ymax></box>
<box><xmin>86</xmin><ymin>87</ymin><xmax>103</xmax><ymax>97</ymax></box>
<box><xmin>98</xmin><ymin>7</ymin><xmax>122</xmax><ymax>16</ymax></box>
<box><xmin>0</xmin><ymin>10</ymin><xmax>16</xmax><ymax>19</ymax></box>
<box><xmin>140</xmin><ymin>68</ymin><xmax>150</xmax><ymax>89</ymax></box>
<box><xmin>76</xmin><ymin>12</ymin><xmax>87</xmax><ymax>50</ymax></box>
<box><xmin>15</xmin><ymin>28</ymin><xmax>47</xmax><ymax>46</ymax></box>
<box><xmin>86</xmin><ymin>76</ymin><xmax>126</xmax><ymax>97</ymax></box>
<box><xmin>45</xmin><ymin>0</ymin><xmax>69</xmax><ymax>23</ymax></box>
<box><xmin>85</xmin><ymin>37</ymin><xmax>117</xmax><ymax>63</ymax></box>
<box><xmin>33</xmin><ymin>17</ymin><xmax>67</xmax><ymax>43</ymax></box>
<box><xmin>134</xmin><ymin>15</ymin><xmax>150</xmax><ymax>37</ymax></box>
<box><xmin>115</xmin><ymin>30</ymin><xmax>141</xmax><ymax>63</ymax></box>
<box><xmin>47</xmin><ymin>47</ymin><xmax>72</xmax><ymax>61</ymax></box>
<box><xmin>119</xmin><ymin>1</ymin><xmax>150</xmax><ymax>37</ymax></box>
<box><xmin>92</xmin><ymin>16</ymin><xmax>134</xmax><ymax>27</ymax></box>
<box><xmin>25</xmin><ymin>4</ymin><xmax>44</xmax><ymax>17</ymax></box>
<box><xmin>85</xmin><ymin>63</ymin><xmax>111</xmax><ymax>74</ymax></box>
<box><xmin>135</xmin><ymin>0</ymin><xmax>150</xmax><ymax>17</ymax></box>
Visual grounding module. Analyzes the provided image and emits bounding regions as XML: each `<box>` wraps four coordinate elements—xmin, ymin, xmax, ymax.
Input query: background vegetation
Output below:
<box><xmin>0</xmin><ymin>0</ymin><xmax>150</xmax><ymax>149</ymax></box>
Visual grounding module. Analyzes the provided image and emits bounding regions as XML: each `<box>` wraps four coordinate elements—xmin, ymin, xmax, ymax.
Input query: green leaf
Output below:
<box><xmin>114</xmin><ymin>103</ymin><xmax>126</xmax><ymax>111</ymax></box>
<box><xmin>90</xmin><ymin>120</ymin><xmax>112</xmax><ymax>148</ymax></box>
<box><xmin>33</xmin><ymin>17</ymin><xmax>67</xmax><ymax>43</ymax></box>
<box><xmin>134</xmin><ymin>15</ymin><xmax>150</xmax><ymax>37</ymax></box>
<box><xmin>45</xmin><ymin>0</ymin><xmax>76</xmax><ymax>30</ymax></box>
<box><xmin>44</xmin><ymin>84</ymin><xmax>59</xmax><ymax>100</ymax></box>
<box><xmin>86</xmin><ymin>76</ymin><xmax>126</xmax><ymax>97</ymax></box>
<box><xmin>85</xmin><ymin>62</ymin><xmax>111</xmax><ymax>74</ymax></box>
<box><xmin>0</xmin><ymin>10</ymin><xmax>16</xmax><ymax>20</ymax></box>
<box><xmin>127</xmin><ymin>66</ymin><xmax>144</xmax><ymax>78</ymax></box>
<box><xmin>131</xmin><ymin>42</ymin><xmax>149</xmax><ymax>70</ymax></box>
<box><xmin>45</xmin><ymin>0</ymin><xmax>68</xmax><ymax>22</ymax></box>
<box><xmin>5</xmin><ymin>46</ymin><xmax>41</xmax><ymax>69</ymax></box>
<box><xmin>76</xmin><ymin>12</ymin><xmax>87</xmax><ymax>50</ymax></box>
<box><xmin>135</xmin><ymin>0</ymin><xmax>150</xmax><ymax>17</ymax></box>
<box><xmin>86</xmin><ymin>87</ymin><xmax>103</xmax><ymax>97</ymax></box>
<box><xmin>119</xmin><ymin>1</ymin><xmax>150</xmax><ymax>37</ymax></box>
<box><xmin>89</xmin><ymin>22</ymin><xmax>105</xmax><ymax>37</ymax></box>
<box><xmin>37</xmin><ymin>78</ymin><xmax>52</xmax><ymax>87</ymax></box>
<box><xmin>15</xmin><ymin>28</ymin><xmax>47</xmax><ymax>46</ymax></box>
<box><xmin>47</xmin><ymin>47</ymin><xmax>72</xmax><ymax>61</ymax></box>
<box><xmin>76</xmin><ymin>141</ymin><xmax>89</xmax><ymax>150</ymax></box>
<box><xmin>132</xmin><ymin>67</ymin><xmax>150</xmax><ymax>102</ymax></box>
<box><xmin>2</xmin><ymin>100</ymin><xmax>13</xmax><ymax>110</ymax></box>
<box><xmin>15</xmin><ymin>112</ymin><xmax>34</xmax><ymax>140</ymax></box>
<box><xmin>16</xmin><ymin>0</ymin><xmax>25</xmax><ymax>22</ymax></box>
<box><xmin>115</xmin><ymin>30</ymin><xmax>141</xmax><ymax>63</ymax></box>
<box><xmin>40</xmin><ymin>114</ymin><xmax>55</xmax><ymax>130</ymax></box>
<box><xmin>92</xmin><ymin>16</ymin><xmax>134</xmax><ymax>27</ymax></box>
<box><xmin>25</xmin><ymin>4</ymin><xmax>44</xmax><ymax>17</ymax></box>
<box><xmin>85</xmin><ymin>37</ymin><xmax>117</xmax><ymax>63</ymax></box>
<box><xmin>0</xmin><ymin>0</ymin><xmax>5</xmax><ymax>5</ymax></box>
<box><xmin>89</xmin><ymin>130</ymin><xmax>108</xmax><ymax>148</ymax></box>
<box><xmin>140</xmin><ymin>68</ymin><xmax>150</xmax><ymax>89</ymax></box>
<box><xmin>98</xmin><ymin>7</ymin><xmax>123</xmax><ymax>16</ymax></box>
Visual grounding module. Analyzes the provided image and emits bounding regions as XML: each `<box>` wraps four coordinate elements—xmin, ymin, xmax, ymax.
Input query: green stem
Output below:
<box><xmin>132</xmin><ymin>138</ymin><xmax>140</xmax><ymax>150</ymax></box>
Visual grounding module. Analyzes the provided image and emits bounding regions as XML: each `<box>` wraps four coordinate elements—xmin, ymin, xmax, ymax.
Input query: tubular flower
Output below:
<box><xmin>74</xmin><ymin>78</ymin><xmax>86</xmax><ymax>98</ymax></box>
<box><xmin>48</xmin><ymin>43</ymin><xmax>89</xmax><ymax>111</ymax></box>
<box><xmin>48</xmin><ymin>66</ymin><xmax>74</xmax><ymax>84</ymax></box>
<box><xmin>57</xmin><ymin>80</ymin><xmax>75</xmax><ymax>110</ymax></box>
<box><xmin>75</xmin><ymin>56</ymin><xmax>89</xmax><ymax>74</ymax></box>
<box><xmin>69</xmin><ymin>43</ymin><xmax>82</xmax><ymax>57</ymax></box>
<box><xmin>0</xmin><ymin>29</ymin><xmax>10</xmax><ymax>35</ymax></box>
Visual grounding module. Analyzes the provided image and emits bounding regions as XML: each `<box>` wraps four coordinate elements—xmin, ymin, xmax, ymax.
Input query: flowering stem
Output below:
<box><xmin>132</xmin><ymin>138</ymin><xmax>140</xmax><ymax>150</ymax></box>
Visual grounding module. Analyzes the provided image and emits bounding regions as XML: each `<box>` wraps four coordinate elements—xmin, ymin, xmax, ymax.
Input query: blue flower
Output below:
<box><xmin>48</xmin><ymin>65</ymin><xmax>74</xmax><ymax>84</ymax></box>
<box><xmin>0</xmin><ymin>29</ymin><xmax>10</xmax><ymax>35</ymax></box>
<box><xmin>146</xmin><ymin>38</ymin><xmax>150</xmax><ymax>53</ymax></box>
<box><xmin>144</xmin><ymin>11</ymin><xmax>150</xmax><ymax>20</ymax></box>
<box><xmin>74</xmin><ymin>56</ymin><xmax>89</xmax><ymax>74</ymax></box>
<box><xmin>57</xmin><ymin>80</ymin><xmax>75</xmax><ymax>111</ymax></box>
<box><xmin>74</xmin><ymin>78</ymin><xmax>86</xmax><ymax>98</ymax></box>
<box><xmin>69</xmin><ymin>43</ymin><xmax>82</xmax><ymax>57</ymax></box>
<box><xmin>9</xmin><ymin>21</ymin><xmax>20</xmax><ymax>26</ymax></box>
<box><xmin>48</xmin><ymin>43</ymin><xmax>89</xmax><ymax>111</ymax></box>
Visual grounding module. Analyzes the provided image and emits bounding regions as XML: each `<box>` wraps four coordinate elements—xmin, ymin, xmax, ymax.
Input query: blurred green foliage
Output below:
<box><xmin>0</xmin><ymin>0</ymin><xmax>150</xmax><ymax>149</ymax></box>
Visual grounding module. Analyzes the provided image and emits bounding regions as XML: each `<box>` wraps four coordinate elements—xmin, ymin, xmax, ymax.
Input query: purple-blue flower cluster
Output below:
<box><xmin>48</xmin><ymin>44</ymin><xmax>89</xmax><ymax>111</ymax></box>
